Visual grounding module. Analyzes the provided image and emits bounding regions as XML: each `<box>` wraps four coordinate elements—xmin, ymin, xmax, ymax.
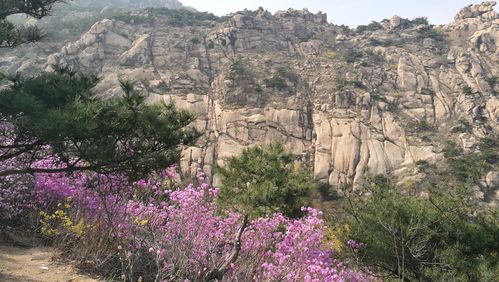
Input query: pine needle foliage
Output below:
<box><xmin>217</xmin><ymin>142</ymin><xmax>314</xmax><ymax>218</ymax></box>
<box><xmin>0</xmin><ymin>69</ymin><xmax>199</xmax><ymax>180</ymax></box>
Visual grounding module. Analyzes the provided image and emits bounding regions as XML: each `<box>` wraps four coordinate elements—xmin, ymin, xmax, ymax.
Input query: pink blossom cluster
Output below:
<box><xmin>347</xmin><ymin>239</ymin><xmax>366</xmax><ymax>253</ymax></box>
<box><xmin>0</xmin><ymin>124</ymin><xmax>36</xmax><ymax>220</ymax></box>
<box><xmin>238</xmin><ymin>208</ymin><xmax>365</xmax><ymax>281</ymax></box>
<box><xmin>255</xmin><ymin>208</ymin><xmax>358</xmax><ymax>281</ymax></box>
<box><xmin>117</xmin><ymin>174</ymin><xmax>367</xmax><ymax>281</ymax></box>
<box><xmin>32</xmin><ymin>158</ymin><xmax>134</xmax><ymax>228</ymax></box>
<box><xmin>120</xmin><ymin>182</ymin><xmax>241</xmax><ymax>279</ymax></box>
<box><xmin>2</xmin><ymin>158</ymin><xmax>367</xmax><ymax>281</ymax></box>
<box><xmin>0</xmin><ymin>171</ymin><xmax>34</xmax><ymax>220</ymax></box>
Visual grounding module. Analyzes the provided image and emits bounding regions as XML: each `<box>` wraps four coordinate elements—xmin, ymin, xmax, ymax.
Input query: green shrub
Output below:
<box><xmin>485</xmin><ymin>76</ymin><xmax>497</xmax><ymax>88</ymax></box>
<box><xmin>226</xmin><ymin>60</ymin><xmax>246</xmax><ymax>81</ymax></box>
<box><xmin>264</xmin><ymin>67</ymin><xmax>299</xmax><ymax>91</ymax></box>
<box><xmin>342</xmin><ymin>50</ymin><xmax>363</xmax><ymax>63</ymax></box>
<box><xmin>356</xmin><ymin>21</ymin><xmax>383</xmax><ymax>33</ymax></box>
<box><xmin>442</xmin><ymin>137</ymin><xmax>497</xmax><ymax>184</ymax></box>
<box><xmin>348</xmin><ymin>80</ymin><xmax>365</xmax><ymax>89</ymax></box>
<box><xmin>369</xmin><ymin>38</ymin><xmax>390</xmax><ymax>47</ymax></box>
<box><xmin>0</xmin><ymin>20</ymin><xmax>45</xmax><ymax>47</ymax></box>
<box><xmin>112</xmin><ymin>12</ymin><xmax>153</xmax><ymax>24</ymax></box>
<box><xmin>416</xmin><ymin>120</ymin><xmax>433</xmax><ymax>131</ymax></box>
<box><xmin>253</xmin><ymin>83</ymin><xmax>263</xmax><ymax>93</ymax></box>
<box><xmin>410</xmin><ymin>17</ymin><xmax>429</xmax><ymax>26</ymax></box>
<box><xmin>415</xmin><ymin>160</ymin><xmax>430</xmax><ymax>172</ymax></box>
<box><xmin>462</xmin><ymin>85</ymin><xmax>474</xmax><ymax>96</ymax></box>
<box><xmin>417</xmin><ymin>26</ymin><xmax>445</xmax><ymax>41</ymax></box>
<box><xmin>216</xmin><ymin>143</ymin><xmax>314</xmax><ymax>218</ymax></box>
<box><xmin>18</xmin><ymin>24</ymin><xmax>45</xmax><ymax>42</ymax></box>
<box><xmin>345</xmin><ymin>174</ymin><xmax>499</xmax><ymax>281</ymax></box>
<box><xmin>337</xmin><ymin>24</ymin><xmax>353</xmax><ymax>34</ymax></box>
<box><xmin>451</xmin><ymin>119</ymin><xmax>472</xmax><ymax>133</ymax></box>
<box><xmin>485</xmin><ymin>76</ymin><xmax>497</xmax><ymax>95</ymax></box>
<box><xmin>317</xmin><ymin>182</ymin><xmax>339</xmax><ymax>201</ymax></box>
<box><xmin>264</xmin><ymin>76</ymin><xmax>287</xmax><ymax>90</ymax></box>
<box><xmin>343</xmin><ymin>135</ymin><xmax>499</xmax><ymax>280</ymax></box>
<box><xmin>296</xmin><ymin>31</ymin><xmax>315</xmax><ymax>43</ymax></box>
<box><xmin>189</xmin><ymin>37</ymin><xmax>201</xmax><ymax>44</ymax></box>
<box><xmin>478</xmin><ymin>136</ymin><xmax>499</xmax><ymax>164</ymax></box>
<box><xmin>148</xmin><ymin>8</ymin><xmax>227</xmax><ymax>27</ymax></box>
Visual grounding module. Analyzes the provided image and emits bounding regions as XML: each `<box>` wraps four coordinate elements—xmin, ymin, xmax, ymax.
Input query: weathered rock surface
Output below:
<box><xmin>454</xmin><ymin>1</ymin><xmax>497</xmax><ymax>21</ymax></box>
<box><xmin>73</xmin><ymin>0</ymin><xmax>188</xmax><ymax>9</ymax></box>
<box><xmin>1</xmin><ymin>2</ymin><xmax>498</xmax><ymax>193</ymax></box>
<box><xmin>486</xmin><ymin>171</ymin><xmax>499</xmax><ymax>189</ymax></box>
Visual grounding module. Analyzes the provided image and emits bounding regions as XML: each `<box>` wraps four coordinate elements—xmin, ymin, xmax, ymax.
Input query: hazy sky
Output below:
<box><xmin>180</xmin><ymin>0</ymin><xmax>495</xmax><ymax>27</ymax></box>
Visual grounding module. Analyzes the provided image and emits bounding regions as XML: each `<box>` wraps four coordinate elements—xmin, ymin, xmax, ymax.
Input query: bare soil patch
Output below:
<box><xmin>0</xmin><ymin>245</ymin><xmax>99</xmax><ymax>282</ymax></box>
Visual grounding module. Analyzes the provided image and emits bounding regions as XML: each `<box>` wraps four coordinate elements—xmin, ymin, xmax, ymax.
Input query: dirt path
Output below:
<box><xmin>0</xmin><ymin>245</ymin><xmax>99</xmax><ymax>282</ymax></box>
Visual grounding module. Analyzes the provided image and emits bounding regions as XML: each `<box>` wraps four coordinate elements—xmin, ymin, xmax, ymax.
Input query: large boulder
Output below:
<box><xmin>454</xmin><ymin>1</ymin><xmax>497</xmax><ymax>21</ymax></box>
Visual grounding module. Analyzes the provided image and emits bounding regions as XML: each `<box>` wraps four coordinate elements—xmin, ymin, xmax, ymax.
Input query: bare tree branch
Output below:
<box><xmin>204</xmin><ymin>214</ymin><xmax>249</xmax><ymax>281</ymax></box>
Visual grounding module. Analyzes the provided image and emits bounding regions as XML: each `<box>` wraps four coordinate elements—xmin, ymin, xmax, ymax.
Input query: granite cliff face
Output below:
<box><xmin>1</xmin><ymin>2</ymin><xmax>498</xmax><ymax>196</ymax></box>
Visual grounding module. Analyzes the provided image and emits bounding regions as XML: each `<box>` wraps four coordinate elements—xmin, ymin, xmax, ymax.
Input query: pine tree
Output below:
<box><xmin>217</xmin><ymin>143</ymin><xmax>313</xmax><ymax>218</ymax></box>
<box><xmin>1</xmin><ymin>0</ymin><xmax>199</xmax><ymax>180</ymax></box>
<box><xmin>0</xmin><ymin>70</ymin><xmax>199</xmax><ymax>180</ymax></box>
<box><xmin>0</xmin><ymin>0</ymin><xmax>66</xmax><ymax>47</ymax></box>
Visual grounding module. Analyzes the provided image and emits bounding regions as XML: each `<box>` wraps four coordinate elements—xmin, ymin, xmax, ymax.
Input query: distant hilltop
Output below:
<box><xmin>72</xmin><ymin>0</ymin><xmax>194</xmax><ymax>10</ymax></box>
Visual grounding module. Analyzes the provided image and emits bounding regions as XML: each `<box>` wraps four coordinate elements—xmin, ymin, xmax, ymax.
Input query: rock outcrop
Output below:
<box><xmin>73</xmin><ymin>0</ymin><xmax>189</xmax><ymax>9</ymax></box>
<box><xmin>1</xmin><ymin>2</ymin><xmax>498</xmax><ymax>201</ymax></box>
<box><xmin>454</xmin><ymin>1</ymin><xmax>497</xmax><ymax>21</ymax></box>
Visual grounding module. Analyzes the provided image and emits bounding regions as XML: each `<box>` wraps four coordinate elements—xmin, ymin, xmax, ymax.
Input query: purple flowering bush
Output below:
<box><xmin>1</xmin><ymin>157</ymin><xmax>368</xmax><ymax>281</ymax></box>
<box><xmin>0</xmin><ymin>171</ymin><xmax>34</xmax><ymax>222</ymax></box>
<box><xmin>0</xmin><ymin>122</ymin><xmax>36</xmax><ymax>225</ymax></box>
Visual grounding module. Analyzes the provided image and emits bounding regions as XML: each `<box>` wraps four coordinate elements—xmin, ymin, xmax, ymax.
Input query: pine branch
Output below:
<box><xmin>0</xmin><ymin>165</ymin><xmax>99</xmax><ymax>177</ymax></box>
<box><xmin>0</xmin><ymin>0</ymin><xmax>67</xmax><ymax>20</ymax></box>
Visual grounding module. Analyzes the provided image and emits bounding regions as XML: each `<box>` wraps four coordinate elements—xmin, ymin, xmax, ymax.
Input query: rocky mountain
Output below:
<box><xmin>72</xmin><ymin>0</ymin><xmax>188</xmax><ymax>9</ymax></box>
<box><xmin>1</xmin><ymin>2</ymin><xmax>498</xmax><ymax>200</ymax></box>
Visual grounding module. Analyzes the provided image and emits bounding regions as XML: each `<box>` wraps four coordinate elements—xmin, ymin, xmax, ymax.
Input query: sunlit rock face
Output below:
<box><xmin>1</xmin><ymin>2</ymin><xmax>498</xmax><ymax>195</ymax></box>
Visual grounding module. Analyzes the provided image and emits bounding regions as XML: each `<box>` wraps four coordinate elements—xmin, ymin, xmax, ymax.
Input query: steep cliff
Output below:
<box><xmin>1</xmin><ymin>2</ymin><xmax>498</xmax><ymax>197</ymax></box>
